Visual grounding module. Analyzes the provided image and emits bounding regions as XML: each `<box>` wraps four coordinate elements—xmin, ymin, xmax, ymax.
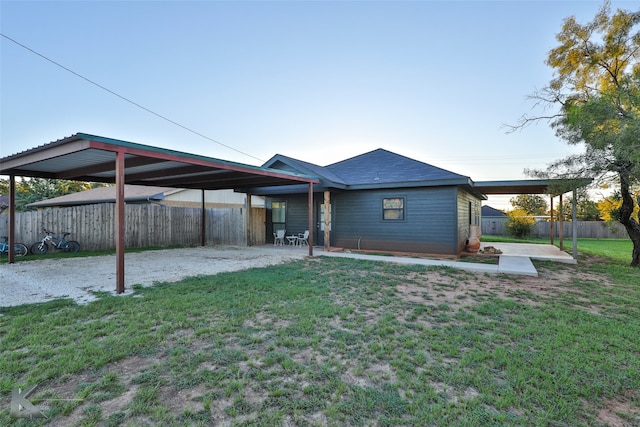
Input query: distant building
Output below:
<box><xmin>481</xmin><ymin>205</ymin><xmax>508</xmax><ymax>235</ymax></box>
<box><xmin>25</xmin><ymin>185</ymin><xmax>264</xmax><ymax>209</ymax></box>
<box><xmin>481</xmin><ymin>205</ymin><xmax>507</xmax><ymax>218</ymax></box>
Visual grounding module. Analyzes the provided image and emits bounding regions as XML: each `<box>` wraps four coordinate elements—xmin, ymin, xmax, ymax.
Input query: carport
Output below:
<box><xmin>0</xmin><ymin>133</ymin><xmax>319</xmax><ymax>293</ymax></box>
<box><xmin>475</xmin><ymin>178</ymin><xmax>592</xmax><ymax>259</ymax></box>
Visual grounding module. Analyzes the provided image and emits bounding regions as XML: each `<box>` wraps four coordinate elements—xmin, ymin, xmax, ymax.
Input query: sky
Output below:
<box><xmin>1</xmin><ymin>0</ymin><xmax>636</xmax><ymax>209</ymax></box>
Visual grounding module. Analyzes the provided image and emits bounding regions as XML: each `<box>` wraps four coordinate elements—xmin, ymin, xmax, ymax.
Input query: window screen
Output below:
<box><xmin>383</xmin><ymin>197</ymin><xmax>404</xmax><ymax>220</ymax></box>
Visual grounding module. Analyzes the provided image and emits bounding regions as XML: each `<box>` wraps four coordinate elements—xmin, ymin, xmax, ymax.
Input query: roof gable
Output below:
<box><xmin>262</xmin><ymin>154</ymin><xmax>346</xmax><ymax>187</ymax></box>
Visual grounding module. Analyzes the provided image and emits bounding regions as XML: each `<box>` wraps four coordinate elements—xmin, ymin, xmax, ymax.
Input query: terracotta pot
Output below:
<box><xmin>465</xmin><ymin>237</ymin><xmax>481</xmax><ymax>253</ymax></box>
<box><xmin>466</xmin><ymin>225</ymin><xmax>481</xmax><ymax>253</ymax></box>
<box><xmin>469</xmin><ymin>225</ymin><xmax>481</xmax><ymax>240</ymax></box>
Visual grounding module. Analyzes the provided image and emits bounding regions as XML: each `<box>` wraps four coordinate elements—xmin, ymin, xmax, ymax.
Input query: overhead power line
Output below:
<box><xmin>1</xmin><ymin>33</ymin><xmax>265</xmax><ymax>163</ymax></box>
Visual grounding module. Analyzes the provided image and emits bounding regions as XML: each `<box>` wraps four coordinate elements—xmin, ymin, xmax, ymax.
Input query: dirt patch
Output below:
<box><xmin>594</xmin><ymin>389</ymin><xmax>640</xmax><ymax>427</ymax></box>
<box><xmin>394</xmin><ymin>262</ymin><xmax>611</xmax><ymax>313</ymax></box>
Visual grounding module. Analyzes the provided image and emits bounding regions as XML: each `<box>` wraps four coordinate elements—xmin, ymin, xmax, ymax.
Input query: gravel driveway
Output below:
<box><xmin>1</xmin><ymin>246</ymin><xmax>308</xmax><ymax>307</ymax></box>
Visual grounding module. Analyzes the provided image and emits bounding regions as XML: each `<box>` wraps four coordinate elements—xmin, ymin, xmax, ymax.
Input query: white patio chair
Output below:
<box><xmin>273</xmin><ymin>229</ymin><xmax>286</xmax><ymax>246</ymax></box>
<box><xmin>297</xmin><ymin>230</ymin><xmax>309</xmax><ymax>247</ymax></box>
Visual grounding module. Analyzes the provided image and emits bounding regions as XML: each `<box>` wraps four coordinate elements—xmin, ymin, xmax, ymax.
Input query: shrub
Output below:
<box><xmin>506</xmin><ymin>208</ymin><xmax>536</xmax><ymax>239</ymax></box>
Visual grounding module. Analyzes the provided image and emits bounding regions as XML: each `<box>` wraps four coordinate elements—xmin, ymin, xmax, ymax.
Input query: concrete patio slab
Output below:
<box><xmin>271</xmin><ymin>241</ymin><xmax>581</xmax><ymax>277</ymax></box>
<box><xmin>482</xmin><ymin>242</ymin><xmax>576</xmax><ymax>264</ymax></box>
<box><xmin>316</xmin><ymin>250</ymin><xmax>501</xmax><ymax>274</ymax></box>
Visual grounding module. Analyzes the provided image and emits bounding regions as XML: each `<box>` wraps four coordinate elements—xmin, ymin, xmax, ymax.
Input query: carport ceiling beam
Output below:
<box><xmin>122</xmin><ymin>164</ymin><xmax>216</xmax><ymax>182</ymax></box>
<box><xmin>139</xmin><ymin>171</ymin><xmax>269</xmax><ymax>187</ymax></box>
<box><xmin>185</xmin><ymin>178</ymin><xmax>308</xmax><ymax>190</ymax></box>
<box><xmin>57</xmin><ymin>156</ymin><xmax>168</xmax><ymax>179</ymax></box>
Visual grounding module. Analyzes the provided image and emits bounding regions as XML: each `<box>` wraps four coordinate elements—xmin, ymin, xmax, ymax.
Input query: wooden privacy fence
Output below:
<box><xmin>0</xmin><ymin>204</ymin><xmax>266</xmax><ymax>251</ymax></box>
<box><xmin>482</xmin><ymin>219</ymin><xmax>628</xmax><ymax>239</ymax></box>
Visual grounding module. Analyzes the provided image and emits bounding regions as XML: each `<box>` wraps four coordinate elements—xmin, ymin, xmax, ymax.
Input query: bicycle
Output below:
<box><xmin>0</xmin><ymin>236</ymin><xmax>29</xmax><ymax>257</ymax></box>
<box><xmin>31</xmin><ymin>229</ymin><xmax>81</xmax><ymax>255</ymax></box>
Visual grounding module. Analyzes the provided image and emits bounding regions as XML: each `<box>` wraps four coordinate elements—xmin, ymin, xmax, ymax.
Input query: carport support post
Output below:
<box><xmin>8</xmin><ymin>175</ymin><xmax>16</xmax><ymax>264</ymax></box>
<box><xmin>308</xmin><ymin>183</ymin><xmax>313</xmax><ymax>256</ymax></box>
<box><xmin>246</xmin><ymin>193</ymin><xmax>252</xmax><ymax>246</ymax></box>
<box><xmin>558</xmin><ymin>194</ymin><xmax>564</xmax><ymax>251</ymax></box>
<box><xmin>201</xmin><ymin>189</ymin><xmax>206</xmax><ymax>247</ymax></box>
<box><xmin>324</xmin><ymin>191</ymin><xmax>330</xmax><ymax>251</ymax></box>
<box><xmin>115</xmin><ymin>150</ymin><xmax>126</xmax><ymax>294</ymax></box>
<box><xmin>549</xmin><ymin>196</ymin><xmax>555</xmax><ymax>245</ymax></box>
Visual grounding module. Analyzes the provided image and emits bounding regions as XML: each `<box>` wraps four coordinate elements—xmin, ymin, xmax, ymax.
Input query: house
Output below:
<box><xmin>252</xmin><ymin>149</ymin><xmax>486</xmax><ymax>256</ymax></box>
<box><xmin>481</xmin><ymin>205</ymin><xmax>507</xmax><ymax>218</ymax></box>
<box><xmin>481</xmin><ymin>205</ymin><xmax>508</xmax><ymax>235</ymax></box>
<box><xmin>26</xmin><ymin>185</ymin><xmax>265</xmax><ymax>209</ymax></box>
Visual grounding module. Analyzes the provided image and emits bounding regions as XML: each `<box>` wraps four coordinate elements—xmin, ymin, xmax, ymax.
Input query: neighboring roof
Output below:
<box><xmin>26</xmin><ymin>185</ymin><xmax>174</xmax><ymax>208</ymax></box>
<box><xmin>0</xmin><ymin>133</ymin><xmax>319</xmax><ymax>191</ymax></box>
<box><xmin>481</xmin><ymin>205</ymin><xmax>507</xmax><ymax>217</ymax></box>
<box><xmin>261</xmin><ymin>148</ymin><xmax>480</xmax><ymax>195</ymax></box>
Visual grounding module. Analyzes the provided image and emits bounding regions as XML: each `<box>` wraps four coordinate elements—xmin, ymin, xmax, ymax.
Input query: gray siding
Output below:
<box><xmin>267</xmin><ymin>187</ymin><xmax>483</xmax><ymax>255</ymax></box>
<box><xmin>332</xmin><ymin>187</ymin><xmax>459</xmax><ymax>254</ymax></box>
<box><xmin>284</xmin><ymin>195</ymin><xmax>312</xmax><ymax>236</ymax></box>
<box><xmin>456</xmin><ymin>189</ymin><xmax>482</xmax><ymax>254</ymax></box>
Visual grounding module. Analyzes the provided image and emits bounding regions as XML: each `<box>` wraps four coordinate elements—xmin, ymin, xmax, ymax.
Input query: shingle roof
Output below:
<box><xmin>326</xmin><ymin>148</ymin><xmax>468</xmax><ymax>185</ymax></box>
<box><xmin>263</xmin><ymin>148</ymin><xmax>470</xmax><ymax>190</ymax></box>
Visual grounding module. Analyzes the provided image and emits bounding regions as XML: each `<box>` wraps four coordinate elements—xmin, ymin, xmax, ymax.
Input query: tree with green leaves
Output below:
<box><xmin>0</xmin><ymin>178</ymin><xmax>106</xmax><ymax>212</ymax></box>
<box><xmin>557</xmin><ymin>195</ymin><xmax>601</xmax><ymax>221</ymax></box>
<box><xmin>509</xmin><ymin>194</ymin><xmax>548</xmax><ymax>216</ymax></box>
<box><xmin>512</xmin><ymin>1</ymin><xmax>640</xmax><ymax>266</ymax></box>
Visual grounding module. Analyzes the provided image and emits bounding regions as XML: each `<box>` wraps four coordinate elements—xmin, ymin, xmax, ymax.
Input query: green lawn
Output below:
<box><xmin>1</xmin><ymin>245</ymin><xmax>639</xmax><ymax>426</ymax></box>
<box><xmin>483</xmin><ymin>235</ymin><xmax>634</xmax><ymax>264</ymax></box>
<box><xmin>560</xmin><ymin>238</ymin><xmax>633</xmax><ymax>263</ymax></box>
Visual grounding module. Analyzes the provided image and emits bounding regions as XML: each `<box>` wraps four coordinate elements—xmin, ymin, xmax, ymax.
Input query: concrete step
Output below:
<box><xmin>498</xmin><ymin>255</ymin><xmax>538</xmax><ymax>277</ymax></box>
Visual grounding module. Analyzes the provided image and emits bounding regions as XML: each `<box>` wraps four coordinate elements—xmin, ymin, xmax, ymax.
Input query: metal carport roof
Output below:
<box><xmin>0</xmin><ymin>133</ymin><xmax>319</xmax><ymax>190</ymax></box>
<box><xmin>475</xmin><ymin>179</ymin><xmax>592</xmax><ymax>195</ymax></box>
<box><xmin>475</xmin><ymin>178</ymin><xmax>593</xmax><ymax>261</ymax></box>
<box><xmin>1</xmin><ymin>133</ymin><xmax>319</xmax><ymax>293</ymax></box>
